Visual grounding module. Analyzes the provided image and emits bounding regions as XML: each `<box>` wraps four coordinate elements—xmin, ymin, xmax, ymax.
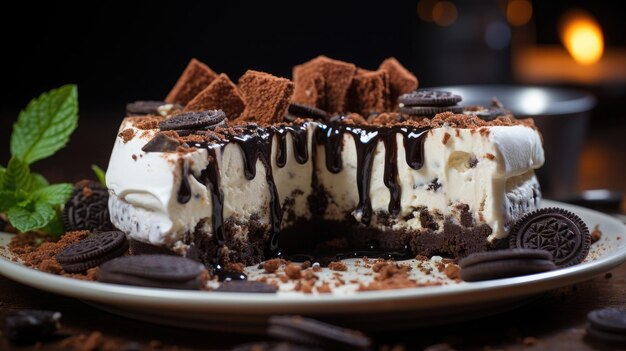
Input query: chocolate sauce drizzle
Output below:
<box><xmin>176</xmin><ymin>120</ymin><xmax>429</xmax><ymax>278</ymax></box>
<box><xmin>177</xmin><ymin>160</ymin><xmax>192</xmax><ymax>204</ymax></box>
<box><xmin>313</xmin><ymin>119</ymin><xmax>429</xmax><ymax>224</ymax></box>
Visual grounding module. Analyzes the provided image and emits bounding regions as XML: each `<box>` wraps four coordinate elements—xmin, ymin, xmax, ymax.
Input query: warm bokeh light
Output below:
<box><xmin>417</xmin><ymin>0</ymin><xmax>437</xmax><ymax>22</ymax></box>
<box><xmin>559</xmin><ymin>10</ymin><xmax>604</xmax><ymax>65</ymax></box>
<box><xmin>432</xmin><ymin>1</ymin><xmax>458</xmax><ymax>26</ymax></box>
<box><xmin>506</xmin><ymin>0</ymin><xmax>533</xmax><ymax>26</ymax></box>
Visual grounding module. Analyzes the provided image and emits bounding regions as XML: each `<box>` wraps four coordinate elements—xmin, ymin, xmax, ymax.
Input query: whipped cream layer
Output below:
<box><xmin>107</xmin><ymin>117</ymin><xmax>544</xmax><ymax>252</ymax></box>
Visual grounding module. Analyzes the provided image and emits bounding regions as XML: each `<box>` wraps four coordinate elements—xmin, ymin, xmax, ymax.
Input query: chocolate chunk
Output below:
<box><xmin>159</xmin><ymin>110</ymin><xmax>226</xmax><ymax>131</ymax></box>
<box><xmin>588</xmin><ymin>308</ymin><xmax>626</xmax><ymax>334</ymax></box>
<box><xmin>378</xmin><ymin>57</ymin><xmax>419</xmax><ymax>105</ymax></box>
<box><xmin>239</xmin><ymin>70</ymin><xmax>294</xmax><ymax>123</ymax></box>
<box><xmin>4</xmin><ymin>310</ymin><xmax>62</xmax><ymax>343</ymax></box>
<box><xmin>509</xmin><ymin>207</ymin><xmax>590</xmax><ymax>268</ymax></box>
<box><xmin>287</xmin><ymin>103</ymin><xmax>328</xmax><ymax>121</ymax></box>
<box><xmin>399</xmin><ymin>90</ymin><xmax>462</xmax><ymax>107</ymax></box>
<box><xmin>184</xmin><ymin>73</ymin><xmax>246</xmax><ymax>119</ymax></box>
<box><xmin>292</xmin><ymin>56</ymin><xmax>357</xmax><ymax>113</ymax></box>
<box><xmin>459</xmin><ymin>248</ymin><xmax>556</xmax><ymax>282</ymax></box>
<box><xmin>98</xmin><ymin>255</ymin><xmax>205</xmax><ymax>290</ymax></box>
<box><xmin>348</xmin><ymin>70</ymin><xmax>391</xmax><ymax>116</ymax></box>
<box><xmin>142</xmin><ymin>132</ymin><xmax>181</xmax><ymax>152</ymax></box>
<box><xmin>126</xmin><ymin>101</ymin><xmax>166</xmax><ymax>116</ymax></box>
<box><xmin>214</xmin><ymin>281</ymin><xmax>278</xmax><ymax>293</ymax></box>
<box><xmin>268</xmin><ymin>316</ymin><xmax>372</xmax><ymax>351</ymax></box>
<box><xmin>62</xmin><ymin>181</ymin><xmax>114</xmax><ymax>233</ymax></box>
<box><xmin>399</xmin><ymin>105</ymin><xmax>463</xmax><ymax>117</ymax></box>
<box><xmin>56</xmin><ymin>231</ymin><xmax>128</xmax><ymax>273</ymax></box>
<box><xmin>165</xmin><ymin>58</ymin><xmax>218</xmax><ymax>105</ymax></box>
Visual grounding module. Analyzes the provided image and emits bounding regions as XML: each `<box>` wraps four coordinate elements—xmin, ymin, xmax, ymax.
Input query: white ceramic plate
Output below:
<box><xmin>1</xmin><ymin>200</ymin><xmax>625</xmax><ymax>332</ymax></box>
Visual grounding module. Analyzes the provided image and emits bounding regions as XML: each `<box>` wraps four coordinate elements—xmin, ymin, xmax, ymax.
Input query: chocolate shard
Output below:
<box><xmin>378</xmin><ymin>57</ymin><xmax>418</xmax><ymax>105</ymax></box>
<box><xmin>165</xmin><ymin>58</ymin><xmax>218</xmax><ymax>105</ymax></box>
<box><xmin>184</xmin><ymin>73</ymin><xmax>246</xmax><ymax>119</ymax></box>
<box><xmin>238</xmin><ymin>70</ymin><xmax>294</xmax><ymax>123</ymax></box>
<box><xmin>142</xmin><ymin>132</ymin><xmax>181</xmax><ymax>152</ymax></box>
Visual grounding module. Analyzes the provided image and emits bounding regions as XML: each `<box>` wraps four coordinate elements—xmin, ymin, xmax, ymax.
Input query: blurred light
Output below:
<box><xmin>432</xmin><ymin>1</ymin><xmax>458</xmax><ymax>26</ymax></box>
<box><xmin>559</xmin><ymin>10</ymin><xmax>604</xmax><ymax>65</ymax></box>
<box><xmin>506</xmin><ymin>0</ymin><xmax>533</xmax><ymax>26</ymax></box>
<box><xmin>417</xmin><ymin>0</ymin><xmax>437</xmax><ymax>22</ymax></box>
<box><xmin>485</xmin><ymin>21</ymin><xmax>511</xmax><ymax>50</ymax></box>
<box><xmin>519</xmin><ymin>88</ymin><xmax>548</xmax><ymax>115</ymax></box>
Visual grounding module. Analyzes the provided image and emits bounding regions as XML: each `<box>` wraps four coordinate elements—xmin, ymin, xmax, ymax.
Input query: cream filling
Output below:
<box><xmin>106</xmin><ymin>119</ymin><xmax>544</xmax><ymax>247</ymax></box>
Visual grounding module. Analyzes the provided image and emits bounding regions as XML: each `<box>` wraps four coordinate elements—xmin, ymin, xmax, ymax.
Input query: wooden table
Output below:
<box><xmin>0</xmin><ymin>122</ymin><xmax>625</xmax><ymax>351</ymax></box>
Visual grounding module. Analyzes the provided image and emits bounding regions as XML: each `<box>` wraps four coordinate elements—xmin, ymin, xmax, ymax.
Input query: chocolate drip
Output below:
<box><xmin>273</xmin><ymin>124</ymin><xmax>309</xmax><ymax>168</ymax></box>
<box><xmin>198</xmin><ymin>147</ymin><xmax>228</xmax><ymax>280</ymax></box>
<box><xmin>382</xmin><ymin>132</ymin><xmax>401</xmax><ymax>216</ymax></box>
<box><xmin>275</xmin><ymin>130</ymin><xmax>287</xmax><ymax>168</ymax></box>
<box><xmin>315</xmin><ymin>123</ymin><xmax>343</xmax><ymax>173</ymax></box>
<box><xmin>400</xmin><ymin>127</ymin><xmax>429</xmax><ymax>170</ymax></box>
<box><xmin>346</xmin><ymin>126</ymin><xmax>379</xmax><ymax>225</ymax></box>
<box><xmin>287</xmin><ymin>124</ymin><xmax>309</xmax><ymax>164</ymax></box>
<box><xmin>177</xmin><ymin>160</ymin><xmax>192</xmax><ymax>204</ymax></box>
<box><xmin>231</xmin><ymin>127</ymin><xmax>283</xmax><ymax>256</ymax></box>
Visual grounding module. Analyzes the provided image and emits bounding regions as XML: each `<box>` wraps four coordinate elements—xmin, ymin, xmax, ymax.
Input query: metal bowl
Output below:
<box><xmin>433</xmin><ymin>85</ymin><xmax>596</xmax><ymax>200</ymax></box>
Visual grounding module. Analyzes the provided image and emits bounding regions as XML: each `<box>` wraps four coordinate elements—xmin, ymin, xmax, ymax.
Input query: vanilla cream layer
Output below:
<box><xmin>106</xmin><ymin>118</ymin><xmax>544</xmax><ymax>249</ymax></box>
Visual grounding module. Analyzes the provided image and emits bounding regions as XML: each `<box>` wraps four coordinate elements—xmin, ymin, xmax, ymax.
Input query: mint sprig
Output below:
<box><xmin>0</xmin><ymin>84</ymin><xmax>79</xmax><ymax>235</ymax></box>
<box><xmin>11</xmin><ymin>85</ymin><xmax>78</xmax><ymax>164</ymax></box>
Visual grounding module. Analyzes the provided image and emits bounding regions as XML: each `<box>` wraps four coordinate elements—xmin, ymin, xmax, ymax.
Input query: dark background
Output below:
<box><xmin>1</xmin><ymin>1</ymin><xmax>625</xmax><ymax>192</ymax></box>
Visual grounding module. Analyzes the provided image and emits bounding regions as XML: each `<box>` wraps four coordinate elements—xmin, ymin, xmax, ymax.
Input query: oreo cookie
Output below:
<box><xmin>62</xmin><ymin>180</ymin><xmax>114</xmax><ymax>233</ymax></box>
<box><xmin>126</xmin><ymin>101</ymin><xmax>167</xmax><ymax>116</ymax></box>
<box><xmin>98</xmin><ymin>254</ymin><xmax>205</xmax><ymax>290</ymax></box>
<box><xmin>398</xmin><ymin>90</ymin><xmax>462</xmax><ymax>107</ymax></box>
<box><xmin>4</xmin><ymin>310</ymin><xmax>62</xmax><ymax>343</ymax></box>
<box><xmin>399</xmin><ymin>105</ymin><xmax>463</xmax><ymax>116</ymax></box>
<box><xmin>56</xmin><ymin>231</ymin><xmax>128</xmax><ymax>273</ymax></box>
<box><xmin>268</xmin><ymin>316</ymin><xmax>372</xmax><ymax>351</ymax></box>
<box><xmin>465</xmin><ymin>106</ymin><xmax>508</xmax><ymax>121</ymax></box>
<box><xmin>586</xmin><ymin>308</ymin><xmax>626</xmax><ymax>344</ymax></box>
<box><xmin>215</xmin><ymin>280</ymin><xmax>278</xmax><ymax>293</ymax></box>
<box><xmin>159</xmin><ymin>110</ymin><xmax>226</xmax><ymax>131</ymax></box>
<box><xmin>142</xmin><ymin>132</ymin><xmax>181</xmax><ymax>153</ymax></box>
<box><xmin>509</xmin><ymin>207</ymin><xmax>590</xmax><ymax>268</ymax></box>
<box><xmin>459</xmin><ymin>249</ymin><xmax>556</xmax><ymax>282</ymax></box>
<box><xmin>398</xmin><ymin>90</ymin><xmax>463</xmax><ymax>117</ymax></box>
<box><xmin>287</xmin><ymin>103</ymin><xmax>328</xmax><ymax>121</ymax></box>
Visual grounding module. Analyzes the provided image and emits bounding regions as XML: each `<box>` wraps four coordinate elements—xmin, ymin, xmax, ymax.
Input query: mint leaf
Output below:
<box><xmin>41</xmin><ymin>213</ymin><xmax>64</xmax><ymax>236</ymax></box>
<box><xmin>91</xmin><ymin>165</ymin><xmax>106</xmax><ymax>187</ymax></box>
<box><xmin>10</xmin><ymin>84</ymin><xmax>78</xmax><ymax>164</ymax></box>
<box><xmin>28</xmin><ymin>172</ymin><xmax>50</xmax><ymax>191</ymax></box>
<box><xmin>0</xmin><ymin>165</ymin><xmax>5</xmax><ymax>185</ymax></box>
<box><xmin>1</xmin><ymin>157</ymin><xmax>31</xmax><ymax>191</ymax></box>
<box><xmin>32</xmin><ymin>183</ymin><xmax>74</xmax><ymax>205</ymax></box>
<box><xmin>0</xmin><ymin>190</ymin><xmax>20</xmax><ymax>212</ymax></box>
<box><xmin>7</xmin><ymin>202</ymin><xmax>55</xmax><ymax>233</ymax></box>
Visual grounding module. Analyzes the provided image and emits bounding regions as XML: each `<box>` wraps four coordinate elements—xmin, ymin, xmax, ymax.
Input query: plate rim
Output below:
<box><xmin>1</xmin><ymin>200</ymin><xmax>625</xmax><ymax>314</ymax></box>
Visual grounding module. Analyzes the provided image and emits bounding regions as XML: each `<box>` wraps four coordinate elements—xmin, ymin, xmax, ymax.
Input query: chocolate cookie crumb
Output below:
<box><xmin>444</xmin><ymin>264</ymin><xmax>460</xmax><ymax>280</ymax></box>
<box><xmin>591</xmin><ymin>225</ymin><xmax>602</xmax><ymax>244</ymax></box>
<box><xmin>263</xmin><ymin>258</ymin><xmax>283</xmax><ymax>273</ymax></box>
<box><xmin>119</xmin><ymin>129</ymin><xmax>135</xmax><ymax>143</ymax></box>
<box><xmin>328</xmin><ymin>261</ymin><xmax>348</xmax><ymax>272</ymax></box>
<box><xmin>284</xmin><ymin>263</ymin><xmax>302</xmax><ymax>280</ymax></box>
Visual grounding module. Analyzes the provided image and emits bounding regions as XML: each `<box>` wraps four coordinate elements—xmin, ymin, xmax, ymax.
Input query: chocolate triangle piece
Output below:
<box><xmin>165</xmin><ymin>58</ymin><xmax>218</xmax><ymax>105</ymax></box>
<box><xmin>238</xmin><ymin>70</ymin><xmax>294</xmax><ymax>123</ymax></box>
<box><xmin>378</xmin><ymin>57</ymin><xmax>418</xmax><ymax>106</ymax></box>
<box><xmin>348</xmin><ymin>69</ymin><xmax>391</xmax><ymax>116</ymax></box>
<box><xmin>293</xmin><ymin>56</ymin><xmax>357</xmax><ymax>114</ymax></box>
<box><xmin>184</xmin><ymin>73</ymin><xmax>246</xmax><ymax>119</ymax></box>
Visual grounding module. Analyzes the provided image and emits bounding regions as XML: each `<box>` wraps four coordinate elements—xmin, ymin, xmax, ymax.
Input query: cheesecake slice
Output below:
<box><xmin>106</xmin><ymin>112</ymin><xmax>544</xmax><ymax>266</ymax></box>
